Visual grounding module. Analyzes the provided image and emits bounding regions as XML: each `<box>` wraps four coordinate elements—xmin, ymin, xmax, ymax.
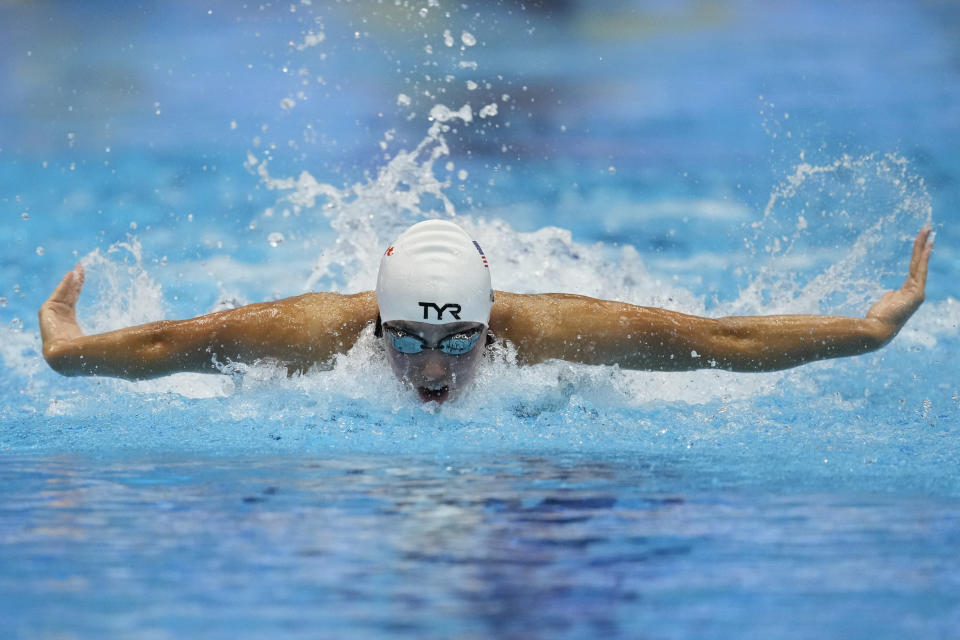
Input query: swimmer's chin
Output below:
<box><xmin>417</xmin><ymin>385</ymin><xmax>450</xmax><ymax>404</ymax></box>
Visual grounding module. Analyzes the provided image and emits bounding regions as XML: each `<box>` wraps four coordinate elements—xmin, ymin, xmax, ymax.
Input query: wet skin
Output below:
<box><xmin>381</xmin><ymin>320</ymin><xmax>488</xmax><ymax>404</ymax></box>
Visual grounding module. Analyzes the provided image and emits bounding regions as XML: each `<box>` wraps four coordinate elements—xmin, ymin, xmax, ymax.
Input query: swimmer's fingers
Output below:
<box><xmin>866</xmin><ymin>227</ymin><xmax>933</xmax><ymax>331</ymax></box>
<box><xmin>39</xmin><ymin>265</ymin><xmax>87</xmax><ymax>349</ymax></box>
<box><xmin>905</xmin><ymin>226</ymin><xmax>933</xmax><ymax>294</ymax></box>
<box><xmin>46</xmin><ymin>264</ymin><xmax>86</xmax><ymax>307</ymax></box>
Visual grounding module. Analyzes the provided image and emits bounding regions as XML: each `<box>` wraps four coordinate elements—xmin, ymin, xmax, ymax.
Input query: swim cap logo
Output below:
<box><xmin>418</xmin><ymin>302</ymin><xmax>462</xmax><ymax>321</ymax></box>
<box><xmin>385</xmin><ymin>246</ymin><xmax>395</xmax><ymax>256</ymax></box>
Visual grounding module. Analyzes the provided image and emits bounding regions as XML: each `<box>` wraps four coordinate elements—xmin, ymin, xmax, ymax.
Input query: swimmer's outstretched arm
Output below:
<box><xmin>492</xmin><ymin>227</ymin><xmax>933</xmax><ymax>372</ymax></box>
<box><xmin>39</xmin><ymin>266</ymin><xmax>377</xmax><ymax>379</ymax></box>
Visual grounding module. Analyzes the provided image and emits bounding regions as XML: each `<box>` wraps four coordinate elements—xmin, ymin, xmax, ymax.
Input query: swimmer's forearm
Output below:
<box><xmin>42</xmin><ymin>319</ymin><xmax>221</xmax><ymax>378</ymax></box>
<box><xmin>603</xmin><ymin>310</ymin><xmax>892</xmax><ymax>371</ymax></box>
<box><xmin>692</xmin><ymin>314</ymin><xmax>892</xmax><ymax>372</ymax></box>
<box><xmin>571</xmin><ymin>311</ymin><xmax>889</xmax><ymax>372</ymax></box>
<box><xmin>602</xmin><ymin>310</ymin><xmax>894</xmax><ymax>372</ymax></box>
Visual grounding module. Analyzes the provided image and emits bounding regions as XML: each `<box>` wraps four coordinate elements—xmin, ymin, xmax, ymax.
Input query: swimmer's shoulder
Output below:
<box><xmin>490</xmin><ymin>291</ymin><xmax>599</xmax><ymax>329</ymax></box>
<box><xmin>263</xmin><ymin>291</ymin><xmax>377</xmax><ymax>360</ymax></box>
<box><xmin>488</xmin><ymin>291</ymin><xmax>573</xmax><ymax>341</ymax></box>
<box><xmin>489</xmin><ymin>291</ymin><xmax>664</xmax><ymax>364</ymax></box>
<box><xmin>489</xmin><ymin>291</ymin><xmax>587</xmax><ymax>363</ymax></box>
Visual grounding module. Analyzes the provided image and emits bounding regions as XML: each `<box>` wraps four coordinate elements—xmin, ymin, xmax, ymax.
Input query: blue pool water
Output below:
<box><xmin>1</xmin><ymin>1</ymin><xmax>959</xmax><ymax>638</ymax></box>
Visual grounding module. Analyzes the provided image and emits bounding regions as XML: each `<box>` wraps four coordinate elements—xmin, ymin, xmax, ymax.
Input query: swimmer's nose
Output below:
<box><xmin>420</xmin><ymin>352</ymin><xmax>449</xmax><ymax>382</ymax></box>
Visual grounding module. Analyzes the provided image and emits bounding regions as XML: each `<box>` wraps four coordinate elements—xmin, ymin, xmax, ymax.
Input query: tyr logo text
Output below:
<box><xmin>418</xmin><ymin>302</ymin><xmax>462</xmax><ymax>321</ymax></box>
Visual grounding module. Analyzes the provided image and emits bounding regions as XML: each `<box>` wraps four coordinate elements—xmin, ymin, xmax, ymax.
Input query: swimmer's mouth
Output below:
<box><xmin>417</xmin><ymin>386</ymin><xmax>450</xmax><ymax>403</ymax></box>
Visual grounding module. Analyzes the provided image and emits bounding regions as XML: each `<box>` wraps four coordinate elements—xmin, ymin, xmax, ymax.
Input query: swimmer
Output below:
<box><xmin>39</xmin><ymin>221</ymin><xmax>933</xmax><ymax>404</ymax></box>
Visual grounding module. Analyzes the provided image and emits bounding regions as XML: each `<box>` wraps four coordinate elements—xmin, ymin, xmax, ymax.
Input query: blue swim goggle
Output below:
<box><xmin>385</xmin><ymin>327</ymin><xmax>483</xmax><ymax>355</ymax></box>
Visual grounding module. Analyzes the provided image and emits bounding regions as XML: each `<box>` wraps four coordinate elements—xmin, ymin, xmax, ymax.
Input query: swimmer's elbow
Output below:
<box><xmin>861</xmin><ymin>318</ymin><xmax>896</xmax><ymax>351</ymax></box>
<box><xmin>141</xmin><ymin>321</ymin><xmax>175</xmax><ymax>358</ymax></box>
<box><xmin>706</xmin><ymin>319</ymin><xmax>764</xmax><ymax>365</ymax></box>
<box><xmin>42</xmin><ymin>340</ymin><xmax>85</xmax><ymax>376</ymax></box>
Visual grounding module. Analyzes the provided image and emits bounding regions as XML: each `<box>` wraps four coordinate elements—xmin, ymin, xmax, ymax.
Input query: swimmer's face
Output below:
<box><xmin>381</xmin><ymin>320</ymin><xmax>488</xmax><ymax>404</ymax></box>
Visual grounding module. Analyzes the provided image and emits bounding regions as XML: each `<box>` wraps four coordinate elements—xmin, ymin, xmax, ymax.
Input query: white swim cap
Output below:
<box><xmin>376</xmin><ymin>220</ymin><xmax>493</xmax><ymax>326</ymax></box>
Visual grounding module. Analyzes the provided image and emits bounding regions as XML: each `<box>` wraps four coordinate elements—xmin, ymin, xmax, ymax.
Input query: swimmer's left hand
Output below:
<box><xmin>865</xmin><ymin>226</ymin><xmax>933</xmax><ymax>343</ymax></box>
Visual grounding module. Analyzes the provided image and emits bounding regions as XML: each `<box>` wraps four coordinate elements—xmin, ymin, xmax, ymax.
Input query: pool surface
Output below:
<box><xmin>1</xmin><ymin>1</ymin><xmax>958</xmax><ymax>638</ymax></box>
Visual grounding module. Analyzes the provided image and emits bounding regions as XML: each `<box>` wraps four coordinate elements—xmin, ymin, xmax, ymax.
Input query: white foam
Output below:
<box><xmin>124</xmin><ymin>373</ymin><xmax>237</xmax><ymax>399</ymax></box>
<box><xmin>0</xmin><ymin>325</ymin><xmax>44</xmax><ymax>378</ymax></box>
<box><xmin>898</xmin><ymin>298</ymin><xmax>960</xmax><ymax>348</ymax></box>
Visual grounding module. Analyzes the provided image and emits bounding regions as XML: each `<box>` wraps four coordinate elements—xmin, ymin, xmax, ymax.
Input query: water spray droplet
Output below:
<box><xmin>461</xmin><ymin>31</ymin><xmax>476</xmax><ymax>47</ymax></box>
<box><xmin>36</xmin><ymin>246</ymin><xmax>45</xmax><ymax>256</ymax></box>
<box><xmin>478</xmin><ymin>103</ymin><xmax>498</xmax><ymax>118</ymax></box>
<box><xmin>268</xmin><ymin>232</ymin><xmax>285</xmax><ymax>248</ymax></box>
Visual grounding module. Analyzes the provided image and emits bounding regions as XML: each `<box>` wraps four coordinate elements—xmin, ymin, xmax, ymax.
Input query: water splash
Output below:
<box><xmin>249</xmin><ymin>102</ymin><xmax>471</xmax><ymax>295</ymax></box>
<box><xmin>78</xmin><ymin>236</ymin><xmax>167</xmax><ymax>334</ymax></box>
<box><xmin>731</xmin><ymin>153</ymin><xmax>933</xmax><ymax>316</ymax></box>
